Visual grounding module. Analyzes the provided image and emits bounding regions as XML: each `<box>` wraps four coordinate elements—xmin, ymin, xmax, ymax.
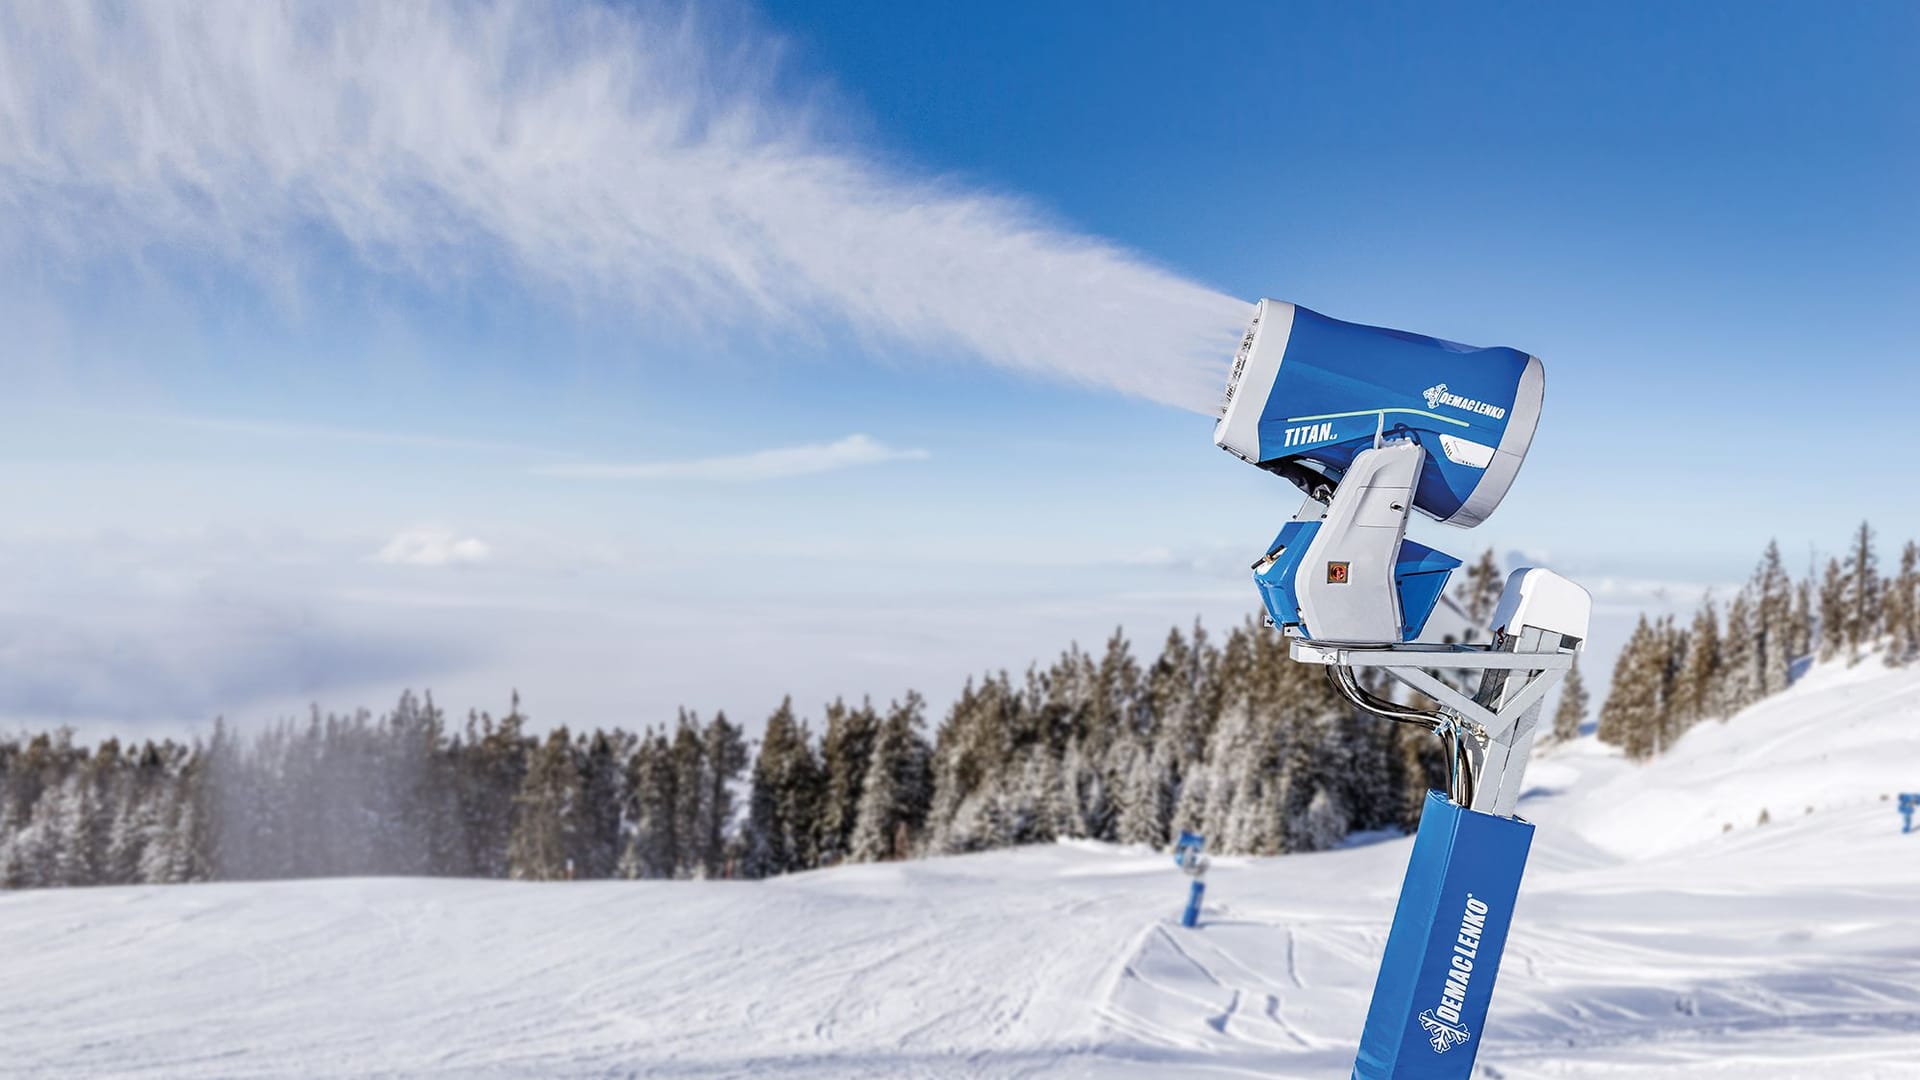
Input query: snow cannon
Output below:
<box><xmin>1172</xmin><ymin>832</ymin><xmax>1208</xmax><ymax>929</ymax></box>
<box><xmin>1215</xmin><ymin>300</ymin><xmax>1543</xmax><ymax>644</ymax></box>
<box><xmin>1209</xmin><ymin>301</ymin><xmax>1590</xmax><ymax>1080</ymax></box>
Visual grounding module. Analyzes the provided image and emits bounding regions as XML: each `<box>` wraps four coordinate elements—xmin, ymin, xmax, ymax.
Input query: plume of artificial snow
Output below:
<box><xmin>0</xmin><ymin>1</ymin><xmax>1250</xmax><ymax>413</ymax></box>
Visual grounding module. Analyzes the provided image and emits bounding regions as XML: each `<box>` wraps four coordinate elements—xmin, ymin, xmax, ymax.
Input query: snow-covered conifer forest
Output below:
<box><xmin>3</xmin><ymin>524</ymin><xmax>1910</xmax><ymax>891</ymax></box>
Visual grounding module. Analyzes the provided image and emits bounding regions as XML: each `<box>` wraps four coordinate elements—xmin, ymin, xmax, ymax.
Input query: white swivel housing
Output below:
<box><xmin>1491</xmin><ymin>568</ymin><xmax>1592</xmax><ymax>646</ymax></box>
<box><xmin>1294</xmin><ymin>441</ymin><xmax>1425</xmax><ymax>643</ymax></box>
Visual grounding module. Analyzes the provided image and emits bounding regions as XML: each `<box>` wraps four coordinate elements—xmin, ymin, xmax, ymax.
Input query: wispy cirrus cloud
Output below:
<box><xmin>534</xmin><ymin>434</ymin><xmax>927</xmax><ymax>481</ymax></box>
<box><xmin>0</xmin><ymin>1</ymin><xmax>1249</xmax><ymax>413</ymax></box>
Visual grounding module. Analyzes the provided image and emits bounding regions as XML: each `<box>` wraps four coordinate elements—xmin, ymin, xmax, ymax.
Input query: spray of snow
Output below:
<box><xmin>0</xmin><ymin>1</ymin><xmax>1251</xmax><ymax>414</ymax></box>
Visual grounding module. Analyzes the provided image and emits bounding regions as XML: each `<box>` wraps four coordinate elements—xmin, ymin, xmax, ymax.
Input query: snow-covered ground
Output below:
<box><xmin>4</xmin><ymin>660</ymin><xmax>1919</xmax><ymax>1079</ymax></box>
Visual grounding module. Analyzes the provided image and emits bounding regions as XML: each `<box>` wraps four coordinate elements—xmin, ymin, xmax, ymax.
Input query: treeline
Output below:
<box><xmin>1596</xmin><ymin>523</ymin><xmax>1918</xmax><ymax>760</ymax></box>
<box><xmin>0</xmin><ymin>552</ymin><xmax>1531</xmax><ymax>889</ymax></box>
<box><xmin>0</xmin><ymin>695</ymin><xmax>755</xmax><ymax>888</ymax></box>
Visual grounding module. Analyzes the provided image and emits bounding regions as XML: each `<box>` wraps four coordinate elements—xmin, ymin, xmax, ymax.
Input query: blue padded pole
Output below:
<box><xmin>1351</xmin><ymin>790</ymin><xmax>1534</xmax><ymax>1080</ymax></box>
<box><xmin>1181</xmin><ymin>879</ymin><xmax>1206</xmax><ymax>928</ymax></box>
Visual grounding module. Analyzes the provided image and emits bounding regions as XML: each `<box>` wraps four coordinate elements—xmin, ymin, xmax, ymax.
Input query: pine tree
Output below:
<box><xmin>667</xmin><ymin>712</ymin><xmax>707</xmax><ymax>879</ymax></box>
<box><xmin>576</xmin><ymin>730</ymin><xmax>628</xmax><ymax>879</ymax></box>
<box><xmin>1789</xmin><ymin>578</ymin><xmax>1815</xmax><ymax>662</ymax></box>
<box><xmin>104</xmin><ymin>790</ymin><xmax>145</xmax><ymax>884</ymax></box>
<box><xmin>699</xmin><ymin>713</ymin><xmax>748</xmax><ymax>877</ymax></box>
<box><xmin>1676</xmin><ymin>597</ymin><xmax>1723</xmax><ymax>724</ymax></box>
<box><xmin>1720</xmin><ymin>584</ymin><xmax>1758</xmax><ymax>711</ymax></box>
<box><xmin>743</xmin><ymin>698</ymin><xmax>824</xmax><ymax>877</ymax></box>
<box><xmin>925</xmin><ymin>674</ymin><xmax>1021</xmax><ymax>854</ymax></box>
<box><xmin>1651</xmin><ymin>616</ymin><xmax>1689</xmax><ymax>751</ymax></box>
<box><xmin>1817</xmin><ymin>557</ymin><xmax>1847</xmax><ymax>663</ymax></box>
<box><xmin>1147</xmin><ymin>623</ymin><xmax>1217</xmax><ymax>835</ymax></box>
<box><xmin>1753</xmin><ymin>541</ymin><xmax>1794</xmax><ymax>696</ymax></box>
<box><xmin>1597</xmin><ymin>617</ymin><xmax>1660</xmax><ymax>760</ymax></box>
<box><xmin>625</xmin><ymin>730</ymin><xmax>679</xmax><ymax>879</ymax></box>
<box><xmin>49</xmin><ymin>775</ymin><xmax>101</xmax><ymax>886</ymax></box>
<box><xmin>506</xmin><ymin>728</ymin><xmax>579</xmax><ymax>881</ymax></box>
<box><xmin>1056</xmin><ymin>737</ymin><xmax>1103</xmax><ymax>841</ymax></box>
<box><xmin>1844</xmin><ymin>522</ymin><xmax>1882</xmax><ymax>663</ymax></box>
<box><xmin>1884</xmin><ymin>541</ymin><xmax>1920</xmax><ymax>665</ymax></box>
<box><xmin>849</xmin><ymin>694</ymin><xmax>933</xmax><ymax>862</ymax></box>
<box><xmin>1075</xmin><ymin>630</ymin><xmax>1142</xmax><ymax>837</ymax></box>
<box><xmin>1113</xmin><ymin>737</ymin><xmax>1172</xmax><ymax>847</ymax></box>
<box><xmin>1007</xmin><ymin>745</ymin><xmax>1069</xmax><ymax>845</ymax></box>
<box><xmin>1551</xmin><ymin>659</ymin><xmax>1589</xmax><ymax>743</ymax></box>
<box><xmin>1458</xmin><ymin>549</ymin><xmax>1504</xmax><ymax>642</ymax></box>
<box><xmin>815</xmin><ymin>698</ymin><xmax>880</xmax><ymax>865</ymax></box>
<box><xmin>136</xmin><ymin>783</ymin><xmax>185</xmax><ymax>884</ymax></box>
<box><xmin>1718</xmin><ymin>592</ymin><xmax>1758</xmax><ymax>714</ymax></box>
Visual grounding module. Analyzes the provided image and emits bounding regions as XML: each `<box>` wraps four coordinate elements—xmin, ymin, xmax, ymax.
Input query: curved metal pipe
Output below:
<box><xmin>1325</xmin><ymin>664</ymin><xmax>1441</xmax><ymax>729</ymax></box>
<box><xmin>1437</xmin><ymin>718</ymin><xmax>1477</xmax><ymax>807</ymax></box>
<box><xmin>1326</xmin><ymin>664</ymin><xmax>1478</xmax><ymax>806</ymax></box>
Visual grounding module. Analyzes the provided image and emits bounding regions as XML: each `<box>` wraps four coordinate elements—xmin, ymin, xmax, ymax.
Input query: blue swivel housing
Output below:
<box><xmin>1253</xmin><ymin>519</ymin><xmax>1461</xmax><ymax>642</ymax></box>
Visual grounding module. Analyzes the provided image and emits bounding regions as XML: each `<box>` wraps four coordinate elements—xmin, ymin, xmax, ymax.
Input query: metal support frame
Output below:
<box><xmin>1291</xmin><ymin>635</ymin><xmax>1574</xmax><ymax>818</ymax></box>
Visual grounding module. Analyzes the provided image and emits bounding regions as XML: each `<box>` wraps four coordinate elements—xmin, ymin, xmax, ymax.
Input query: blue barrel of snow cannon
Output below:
<box><xmin>1352</xmin><ymin>791</ymin><xmax>1533</xmax><ymax>1080</ymax></box>
<box><xmin>1215</xmin><ymin>301</ymin><xmax>1543</xmax><ymax>529</ymax></box>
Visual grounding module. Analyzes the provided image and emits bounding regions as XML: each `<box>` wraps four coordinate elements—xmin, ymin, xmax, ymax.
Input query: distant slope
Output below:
<box><xmin>2</xmin><ymin>658</ymin><xmax>1917</xmax><ymax>1078</ymax></box>
<box><xmin>1565</xmin><ymin>657</ymin><xmax>1920</xmax><ymax>860</ymax></box>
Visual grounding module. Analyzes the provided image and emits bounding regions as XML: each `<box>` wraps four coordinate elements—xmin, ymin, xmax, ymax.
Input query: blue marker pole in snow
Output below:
<box><xmin>1900</xmin><ymin>794</ymin><xmax>1919</xmax><ymax>834</ymax></box>
<box><xmin>1182</xmin><ymin>879</ymin><xmax>1206</xmax><ymax>929</ymax></box>
<box><xmin>1173</xmin><ymin>832</ymin><xmax>1208</xmax><ymax>928</ymax></box>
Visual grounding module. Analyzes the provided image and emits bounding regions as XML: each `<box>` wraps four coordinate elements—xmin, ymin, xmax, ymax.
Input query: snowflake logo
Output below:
<box><xmin>1418</xmin><ymin>1009</ymin><xmax>1472</xmax><ymax>1054</ymax></box>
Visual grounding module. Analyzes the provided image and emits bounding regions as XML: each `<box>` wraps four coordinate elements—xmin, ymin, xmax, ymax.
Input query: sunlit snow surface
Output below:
<box><xmin>4</xmin><ymin>659</ymin><xmax>1919</xmax><ymax>1078</ymax></box>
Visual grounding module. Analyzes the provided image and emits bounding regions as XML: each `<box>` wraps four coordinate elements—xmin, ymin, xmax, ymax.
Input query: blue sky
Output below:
<box><xmin>0</xmin><ymin>1</ymin><xmax>1914</xmax><ymax>736</ymax></box>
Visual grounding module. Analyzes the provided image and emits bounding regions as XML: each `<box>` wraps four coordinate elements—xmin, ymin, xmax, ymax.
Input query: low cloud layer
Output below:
<box><xmin>535</xmin><ymin>434</ymin><xmax>927</xmax><ymax>481</ymax></box>
<box><xmin>0</xmin><ymin>535</ymin><xmax>484</xmax><ymax>729</ymax></box>
<box><xmin>0</xmin><ymin>1</ymin><xmax>1250</xmax><ymax>413</ymax></box>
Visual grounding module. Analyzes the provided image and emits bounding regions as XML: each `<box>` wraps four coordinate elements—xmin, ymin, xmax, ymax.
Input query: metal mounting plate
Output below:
<box><xmin>1289</xmin><ymin>640</ymin><xmax>1572</xmax><ymax>671</ymax></box>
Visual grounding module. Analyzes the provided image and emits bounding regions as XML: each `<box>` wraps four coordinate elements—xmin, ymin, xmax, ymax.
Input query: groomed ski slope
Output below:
<box><xmin>4</xmin><ymin>658</ymin><xmax>1918</xmax><ymax>1079</ymax></box>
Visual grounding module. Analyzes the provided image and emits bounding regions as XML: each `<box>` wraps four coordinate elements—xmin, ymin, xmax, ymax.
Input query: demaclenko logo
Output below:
<box><xmin>1418</xmin><ymin>892</ymin><xmax>1491</xmax><ymax>1054</ymax></box>
<box><xmin>1422</xmin><ymin>383</ymin><xmax>1506</xmax><ymax>420</ymax></box>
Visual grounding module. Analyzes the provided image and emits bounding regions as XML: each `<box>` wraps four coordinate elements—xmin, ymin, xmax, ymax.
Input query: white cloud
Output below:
<box><xmin>1582</xmin><ymin>575</ymin><xmax>1732</xmax><ymax>614</ymax></box>
<box><xmin>0</xmin><ymin>1</ymin><xmax>1250</xmax><ymax>414</ymax></box>
<box><xmin>375</xmin><ymin>528</ymin><xmax>492</xmax><ymax>567</ymax></box>
<box><xmin>534</xmin><ymin>433</ymin><xmax>927</xmax><ymax>481</ymax></box>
